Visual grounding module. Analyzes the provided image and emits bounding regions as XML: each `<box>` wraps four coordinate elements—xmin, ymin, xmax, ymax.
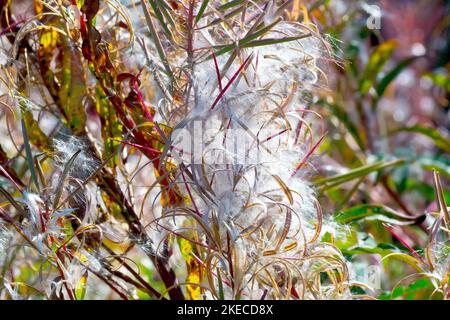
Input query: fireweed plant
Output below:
<box><xmin>0</xmin><ymin>0</ymin><xmax>448</xmax><ymax>300</ymax></box>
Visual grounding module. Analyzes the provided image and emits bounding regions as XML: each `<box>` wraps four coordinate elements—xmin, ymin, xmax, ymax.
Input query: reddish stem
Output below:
<box><xmin>291</xmin><ymin>133</ymin><xmax>326</xmax><ymax>177</ymax></box>
<box><xmin>210</xmin><ymin>54</ymin><xmax>253</xmax><ymax>111</ymax></box>
<box><xmin>212</xmin><ymin>50</ymin><xmax>223</xmax><ymax>91</ymax></box>
<box><xmin>180</xmin><ymin>170</ymin><xmax>202</xmax><ymax>217</ymax></box>
<box><xmin>260</xmin><ymin>128</ymin><xmax>288</xmax><ymax>143</ymax></box>
<box><xmin>383</xmin><ymin>223</ymin><xmax>424</xmax><ymax>262</ymax></box>
<box><xmin>294</xmin><ymin>111</ymin><xmax>306</xmax><ymax>145</ymax></box>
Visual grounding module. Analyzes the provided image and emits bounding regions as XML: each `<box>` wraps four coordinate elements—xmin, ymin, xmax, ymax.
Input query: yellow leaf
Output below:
<box><xmin>58</xmin><ymin>39</ymin><xmax>87</xmax><ymax>134</ymax></box>
<box><xmin>75</xmin><ymin>271</ymin><xmax>88</xmax><ymax>300</ymax></box>
<box><xmin>21</xmin><ymin>106</ymin><xmax>51</xmax><ymax>153</ymax></box>
<box><xmin>39</xmin><ymin>29</ymin><xmax>59</xmax><ymax>51</ymax></box>
<box><xmin>382</xmin><ymin>253</ymin><xmax>425</xmax><ymax>273</ymax></box>
<box><xmin>178</xmin><ymin>230</ymin><xmax>202</xmax><ymax>300</ymax></box>
<box><xmin>34</xmin><ymin>0</ymin><xmax>44</xmax><ymax>15</ymax></box>
<box><xmin>359</xmin><ymin>40</ymin><xmax>398</xmax><ymax>95</ymax></box>
<box><xmin>186</xmin><ymin>273</ymin><xmax>201</xmax><ymax>300</ymax></box>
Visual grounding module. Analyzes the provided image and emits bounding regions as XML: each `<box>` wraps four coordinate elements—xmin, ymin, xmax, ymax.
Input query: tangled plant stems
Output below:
<box><xmin>0</xmin><ymin>0</ymin><xmax>448</xmax><ymax>300</ymax></box>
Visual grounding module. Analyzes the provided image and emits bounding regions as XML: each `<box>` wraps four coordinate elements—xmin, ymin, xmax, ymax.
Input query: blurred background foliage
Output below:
<box><xmin>312</xmin><ymin>0</ymin><xmax>450</xmax><ymax>299</ymax></box>
<box><xmin>0</xmin><ymin>0</ymin><xmax>448</xmax><ymax>300</ymax></box>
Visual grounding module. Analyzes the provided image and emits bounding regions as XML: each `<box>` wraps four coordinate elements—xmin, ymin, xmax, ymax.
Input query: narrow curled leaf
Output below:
<box><xmin>316</xmin><ymin>159</ymin><xmax>405</xmax><ymax>190</ymax></box>
<box><xmin>376</xmin><ymin>56</ymin><xmax>418</xmax><ymax>97</ymax></box>
<box><xmin>53</xmin><ymin>150</ymin><xmax>81</xmax><ymax>210</ymax></box>
<box><xmin>389</xmin><ymin>125</ymin><xmax>450</xmax><ymax>154</ymax></box>
<box><xmin>382</xmin><ymin>253</ymin><xmax>425</xmax><ymax>273</ymax></box>
<box><xmin>335</xmin><ymin>204</ymin><xmax>419</xmax><ymax>225</ymax></box>
<box><xmin>21</xmin><ymin>118</ymin><xmax>40</xmax><ymax>192</ymax></box>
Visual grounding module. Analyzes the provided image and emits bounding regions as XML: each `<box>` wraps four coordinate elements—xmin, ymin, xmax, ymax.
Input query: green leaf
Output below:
<box><xmin>146</xmin><ymin>0</ymin><xmax>173</xmax><ymax>40</ymax></box>
<box><xmin>0</xmin><ymin>186</ymin><xmax>27</xmax><ymax>216</ymax></box>
<box><xmin>322</xmin><ymin>230</ymin><xmax>358</xmax><ymax>250</ymax></box>
<box><xmin>344</xmin><ymin>243</ymin><xmax>399</xmax><ymax>256</ymax></box>
<box><xmin>218</xmin><ymin>0</ymin><xmax>245</xmax><ymax>11</ymax></box>
<box><xmin>21</xmin><ymin>118</ymin><xmax>40</xmax><ymax>192</ymax></box>
<box><xmin>20</xmin><ymin>106</ymin><xmax>51</xmax><ymax>152</ymax></box>
<box><xmin>75</xmin><ymin>270</ymin><xmax>88</xmax><ymax>300</ymax></box>
<box><xmin>141</xmin><ymin>0</ymin><xmax>173</xmax><ymax>80</ymax></box>
<box><xmin>382</xmin><ymin>252</ymin><xmax>425</xmax><ymax>272</ymax></box>
<box><xmin>326</xmin><ymin>229</ymin><xmax>398</xmax><ymax>256</ymax></box>
<box><xmin>240</xmin><ymin>35</ymin><xmax>312</xmax><ymax>48</ymax></box>
<box><xmin>376</xmin><ymin>56</ymin><xmax>418</xmax><ymax>97</ymax></box>
<box><xmin>335</xmin><ymin>204</ymin><xmax>418</xmax><ymax>225</ymax></box>
<box><xmin>156</xmin><ymin>0</ymin><xmax>176</xmax><ymax>27</ymax></box>
<box><xmin>321</xmin><ymin>101</ymin><xmax>366</xmax><ymax>151</ymax></box>
<box><xmin>59</xmin><ymin>40</ymin><xmax>87</xmax><ymax>135</ymax></box>
<box><xmin>389</xmin><ymin>125</ymin><xmax>450</xmax><ymax>153</ymax></box>
<box><xmin>195</xmin><ymin>0</ymin><xmax>210</xmax><ymax>23</ymax></box>
<box><xmin>425</xmin><ymin>72</ymin><xmax>450</xmax><ymax>91</ymax></box>
<box><xmin>417</xmin><ymin>156</ymin><xmax>450</xmax><ymax>179</ymax></box>
<box><xmin>379</xmin><ymin>278</ymin><xmax>435</xmax><ymax>300</ymax></box>
<box><xmin>216</xmin><ymin>267</ymin><xmax>224</xmax><ymax>300</ymax></box>
<box><xmin>359</xmin><ymin>40</ymin><xmax>397</xmax><ymax>95</ymax></box>
<box><xmin>315</xmin><ymin>159</ymin><xmax>405</xmax><ymax>190</ymax></box>
<box><xmin>213</xmin><ymin>33</ymin><xmax>311</xmax><ymax>57</ymax></box>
